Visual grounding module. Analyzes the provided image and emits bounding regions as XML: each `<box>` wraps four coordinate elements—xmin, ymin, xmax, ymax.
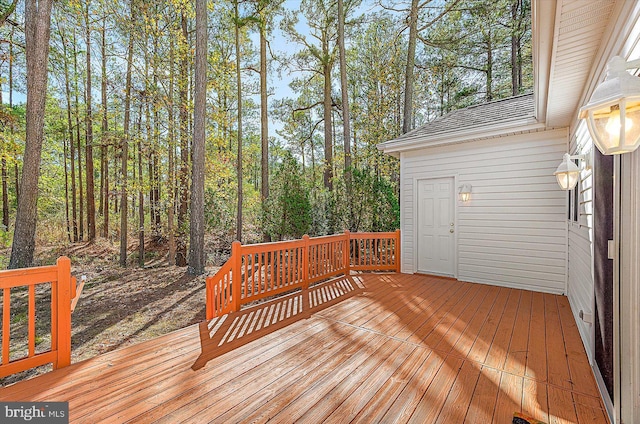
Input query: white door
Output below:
<box><xmin>417</xmin><ymin>178</ymin><xmax>455</xmax><ymax>276</ymax></box>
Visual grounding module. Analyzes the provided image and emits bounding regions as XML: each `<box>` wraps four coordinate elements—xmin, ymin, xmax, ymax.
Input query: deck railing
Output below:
<box><xmin>0</xmin><ymin>257</ymin><xmax>78</xmax><ymax>378</ymax></box>
<box><xmin>206</xmin><ymin>230</ymin><xmax>400</xmax><ymax>319</ymax></box>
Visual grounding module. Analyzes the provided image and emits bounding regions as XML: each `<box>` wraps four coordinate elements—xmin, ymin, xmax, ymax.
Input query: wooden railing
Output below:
<box><xmin>0</xmin><ymin>257</ymin><xmax>78</xmax><ymax>378</ymax></box>
<box><xmin>206</xmin><ymin>230</ymin><xmax>400</xmax><ymax>319</ymax></box>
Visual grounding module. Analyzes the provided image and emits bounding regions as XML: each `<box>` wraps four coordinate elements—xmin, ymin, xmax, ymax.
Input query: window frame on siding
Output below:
<box><xmin>567</xmin><ymin>159</ymin><xmax>580</xmax><ymax>223</ymax></box>
<box><xmin>570</xmin><ymin>122</ymin><xmax>594</xmax><ymax>230</ymax></box>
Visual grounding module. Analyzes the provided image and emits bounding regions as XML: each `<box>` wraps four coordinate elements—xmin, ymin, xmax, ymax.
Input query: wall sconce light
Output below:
<box><xmin>554</xmin><ymin>152</ymin><xmax>591</xmax><ymax>190</ymax></box>
<box><xmin>458</xmin><ymin>184</ymin><xmax>472</xmax><ymax>202</ymax></box>
<box><xmin>579</xmin><ymin>56</ymin><xmax>640</xmax><ymax>155</ymax></box>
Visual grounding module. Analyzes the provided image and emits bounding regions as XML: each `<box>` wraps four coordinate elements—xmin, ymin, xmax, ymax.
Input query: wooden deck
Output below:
<box><xmin>0</xmin><ymin>273</ymin><xmax>608</xmax><ymax>423</ymax></box>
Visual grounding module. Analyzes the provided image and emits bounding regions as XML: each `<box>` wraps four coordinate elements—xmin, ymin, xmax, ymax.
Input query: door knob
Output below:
<box><xmin>449</xmin><ymin>229</ymin><xmax>454</xmax><ymax>233</ymax></box>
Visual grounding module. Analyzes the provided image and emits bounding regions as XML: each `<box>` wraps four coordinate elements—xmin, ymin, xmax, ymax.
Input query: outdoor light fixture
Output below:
<box><xmin>579</xmin><ymin>56</ymin><xmax>640</xmax><ymax>155</ymax></box>
<box><xmin>458</xmin><ymin>184</ymin><xmax>472</xmax><ymax>202</ymax></box>
<box><xmin>554</xmin><ymin>152</ymin><xmax>590</xmax><ymax>190</ymax></box>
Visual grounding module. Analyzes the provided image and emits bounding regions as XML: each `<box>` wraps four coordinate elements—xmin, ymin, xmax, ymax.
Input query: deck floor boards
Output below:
<box><xmin>0</xmin><ymin>273</ymin><xmax>609</xmax><ymax>423</ymax></box>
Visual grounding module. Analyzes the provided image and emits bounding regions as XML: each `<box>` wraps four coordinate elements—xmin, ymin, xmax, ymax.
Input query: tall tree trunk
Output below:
<box><xmin>402</xmin><ymin>0</ymin><xmax>419</xmax><ymax>134</ymax></box>
<box><xmin>73</xmin><ymin>28</ymin><xmax>84</xmax><ymax>241</ymax></box>
<box><xmin>1</xmin><ymin>159</ymin><xmax>7</xmax><ymax>231</ymax></box>
<box><xmin>1</xmin><ymin>86</ymin><xmax>8</xmax><ymax>231</ymax></box>
<box><xmin>101</xmin><ymin>14</ymin><xmax>109</xmax><ymax>238</ymax></box>
<box><xmin>259</xmin><ymin>19</ymin><xmax>270</xmax><ymax>243</ymax></box>
<box><xmin>188</xmin><ymin>0</ymin><xmax>207</xmax><ymax>275</ymax></box>
<box><xmin>9</xmin><ymin>0</ymin><xmax>54</xmax><ymax>268</ymax></box>
<box><xmin>59</xmin><ymin>23</ymin><xmax>78</xmax><ymax>241</ymax></box>
<box><xmin>84</xmin><ymin>1</ymin><xmax>96</xmax><ymax>241</ymax></box>
<box><xmin>151</xmin><ymin>14</ymin><xmax>161</xmax><ymax>241</ymax></box>
<box><xmin>486</xmin><ymin>34</ymin><xmax>493</xmax><ymax>101</ymax></box>
<box><xmin>167</xmin><ymin>36</ymin><xmax>176</xmax><ymax>265</ymax></box>
<box><xmin>63</xmin><ymin>130</ymin><xmax>71</xmax><ymax>242</ymax></box>
<box><xmin>176</xmin><ymin>12</ymin><xmax>189</xmax><ymax>267</ymax></box>
<box><xmin>338</xmin><ymin>0</ymin><xmax>353</xmax><ymax>230</ymax></box>
<box><xmin>9</xmin><ymin>27</ymin><xmax>19</xmax><ymax>205</ymax></box>
<box><xmin>138</xmin><ymin>108</ymin><xmax>144</xmax><ymax>268</ymax></box>
<box><xmin>510</xmin><ymin>0</ymin><xmax>519</xmax><ymax>96</ymax></box>
<box><xmin>235</xmin><ymin>0</ymin><xmax>243</xmax><ymax>242</ymax></box>
<box><xmin>322</xmin><ymin>35</ymin><xmax>332</xmax><ymax>192</ymax></box>
<box><xmin>3</xmin><ymin>32</ymin><xmax>15</xmax><ymax>231</ymax></box>
<box><xmin>119</xmin><ymin>18</ymin><xmax>134</xmax><ymax>268</ymax></box>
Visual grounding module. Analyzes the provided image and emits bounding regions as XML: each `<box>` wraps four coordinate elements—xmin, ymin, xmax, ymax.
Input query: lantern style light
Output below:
<box><xmin>458</xmin><ymin>184</ymin><xmax>472</xmax><ymax>202</ymax></box>
<box><xmin>554</xmin><ymin>152</ymin><xmax>591</xmax><ymax>190</ymax></box>
<box><xmin>579</xmin><ymin>56</ymin><xmax>640</xmax><ymax>155</ymax></box>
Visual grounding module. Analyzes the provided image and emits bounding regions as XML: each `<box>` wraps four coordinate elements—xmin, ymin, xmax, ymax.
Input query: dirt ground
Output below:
<box><xmin>1</xmin><ymin>239</ymin><xmax>223</xmax><ymax>387</ymax></box>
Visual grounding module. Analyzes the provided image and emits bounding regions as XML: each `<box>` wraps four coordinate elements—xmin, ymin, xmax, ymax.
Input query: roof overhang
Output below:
<box><xmin>531</xmin><ymin>0</ymin><xmax>556</xmax><ymax>125</ymax></box>
<box><xmin>540</xmin><ymin>0</ymin><xmax>629</xmax><ymax>129</ymax></box>
<box><xmin>377</xmin><ymin>117</ymin><xmax>545</xmax><ymax>157</ymax></box>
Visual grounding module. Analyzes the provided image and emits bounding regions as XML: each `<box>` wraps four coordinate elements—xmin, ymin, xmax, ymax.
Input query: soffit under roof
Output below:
<box><xmin>544</xmin><ymin>0</ymin><xmax>618</xmax><ymax>128</ymax></box>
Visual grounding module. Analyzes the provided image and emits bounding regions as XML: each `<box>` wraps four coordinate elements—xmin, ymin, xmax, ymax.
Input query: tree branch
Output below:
<box><xmin>0</xmin><ymin>0</ymin><xmax>18</xmax><ymax>27</ymax></box>
<box><xmin>292</xmin><ymin>101</ymin><xmax>323</xmax><ymax>117</ymax></box>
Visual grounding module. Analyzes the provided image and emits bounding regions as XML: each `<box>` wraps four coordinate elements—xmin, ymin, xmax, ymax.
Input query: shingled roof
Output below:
<box><xmin>379</xmin><ymin>93</ymin><xmax>543</xmax><ymax>155</ymax></box>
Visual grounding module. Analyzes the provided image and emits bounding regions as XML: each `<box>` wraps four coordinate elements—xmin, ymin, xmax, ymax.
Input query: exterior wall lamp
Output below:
<box><xmin>579</xmin><ymin>56</ymin><xmax>640</xmax><ymax>155</ymax></box>
<box><xmin>554</xmin><ymin>152</ymin><xmax>591</xmax><ymax>190</ymax></box>
<box><xmin>458</xmin><ymin>184</ymin><xmax>472</xmax><ymax>202</ymax></box>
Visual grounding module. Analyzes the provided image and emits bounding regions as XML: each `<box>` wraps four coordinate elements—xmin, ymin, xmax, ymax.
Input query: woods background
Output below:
<box><xmin>0</xmin><ymin>0</ymin><xmax>532</xmax><ymax>269</ymax></box>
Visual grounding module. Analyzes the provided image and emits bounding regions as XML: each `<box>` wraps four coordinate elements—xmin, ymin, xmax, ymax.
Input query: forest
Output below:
<box><xmin>0</xmin><ymin>0</ymin><xmax>532</xmax><ymax>274</ymax></box>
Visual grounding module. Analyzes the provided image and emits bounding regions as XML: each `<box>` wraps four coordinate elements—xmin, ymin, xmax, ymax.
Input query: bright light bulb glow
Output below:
<box><xmin>555</xmin><ymin>171</ymin><xmax>579</xmax><ymax>190</ymax></box>
<box><xmin>605</xmin><ymin>109</ymin><xmax>633</xmax><ymax>136</ymax></box>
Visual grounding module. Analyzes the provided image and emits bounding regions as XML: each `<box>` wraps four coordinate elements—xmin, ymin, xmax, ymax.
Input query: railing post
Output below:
<box><xmin>343</xmin><ymin>230</ymin><xmax>350</xmax><ymax>276</ymax></box>
<box><xmin>395</xmin><ymin>229</ymin><xmax>401</xmax><ymax>273</ymax></box>
<box><xmin>55</xmin><ymin>256</ymin><xmax>72</xmax><ymax>369</ymax></box>
<box><xmin>232</xmin><ymin>241</ymin><xmax>242</xmax><ymax>313</ymax></box>
<box><xmin>205</xmin><ymin>277</ymin><xmax>213</xmax><ymax>320</ymax></box>
<box><xmin>302</xmin><ymin>235</ymin><xmax>310</xmax><ymax>289</ymax></box>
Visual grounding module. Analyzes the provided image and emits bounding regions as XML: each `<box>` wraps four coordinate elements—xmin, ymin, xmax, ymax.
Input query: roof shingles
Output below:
<box><xmin>395</xmin><ymin>93</ymin><xmax>535</xmax><ymax>141</ymax></box>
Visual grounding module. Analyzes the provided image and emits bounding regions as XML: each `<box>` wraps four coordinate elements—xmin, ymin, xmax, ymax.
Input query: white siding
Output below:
<box><xmin>400</xmin><ymin>129</ymin><xmax>568</xmax><ymax>293</ymax></box>
<box><xmin>567</xmin><ymin>121</ymin><xmax>594</xmax><ymax>360</ymax></box>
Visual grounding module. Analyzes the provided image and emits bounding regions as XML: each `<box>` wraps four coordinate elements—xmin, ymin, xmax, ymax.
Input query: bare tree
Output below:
<box><xmin>235</xmin><ymin>0</ymin><xmax>243</xmax><ymax>242</ymax></box>
<box><xmin>1</xmin><ymin>88</ymin><xmax>8</xmax><ymax>231</ymax></box>
<box><xmin>338</xmin><ymin>0</ymin><xmax>353</xmax><ymax>228</ymax></box>
<box><xmin>402</xmin><ymin>0</ymin><xmax>418</xmax><ymax>134</ymax></box>
<box><xmin>259</xmin><ymin>6</ymin><xmax>270</xmax><ymax>242</ymax></box>
<box><xmin>188</xmin><ymin>0</ymin><xmax>207</xmax><ymax>275</ymax></box>
<box><xmin>9</xmin><ymin>0</ymin><xmax>54</xmax><ymax>268</ymax></box>
<box><xmin>58</xmin><ymin>21</ymin><xmax>78</xmax><ymax>241</ymax></box>
<box><xmin>100</xmin><ymin>13</ymin><xmax>109</xmax><ymax>238</ymax></box>
<box><xmin>119</xmin><ymin>7</ymin><xmax>135</xmax><ymax>267</ymax></box>
<box><xmin>167</xmin><ymin>36</ymin><xmax>176</xmax><ymax>266</ymax></box>
<box><xmin>176</xmin><ymin>10</ymin><xmax>189</xmax><ymax>266</ymax></box>
<box><xmin>84</xmin><ymin>0</ymin><xmax>96</xmax><ymax>241</ymax></box>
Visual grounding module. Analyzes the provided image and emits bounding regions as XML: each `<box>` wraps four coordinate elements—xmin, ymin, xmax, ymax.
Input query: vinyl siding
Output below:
<box><xmin>400</xmin><ymin>128</ymin><xmax>568</xmax><ymax>293</ymax></box>
<box><xmin>567</xmin><ymin>121</ymin><xmax>595</xmax><ymax>361</ymax></box>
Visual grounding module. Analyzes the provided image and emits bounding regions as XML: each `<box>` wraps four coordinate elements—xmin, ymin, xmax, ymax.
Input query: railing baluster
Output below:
<box><xmin>288</xmin><ymin>248</ymin><xmax>293</xmax><ymax>286</ymax></box>
<box><xmin>51</xmin><ymin>282</ymin><xmax>57</xmax><ymax>353</ymax></box>
<box><xmin>257</xmin><ymin>252</ymin><xmax>262</xmax><ymax>294</ymax></box>
<box><xmin>266</xmin><ymin>251</ymin><xmax>271</xmax><ymax>292</ymax></box>
<box><xmin>302</xmin><ymin>235</ymin><xmax>309</xmax><ymax>288</ymax></box>
<box><xmin>2</xmin><ymin>287</ymin><xmax>10</xmax><ymax>365</ymax></box>
<box><xmin>244</xmin><ymin>253</ymin><xmax>248</xmax><ymax>299</ymax></box>
<box><xmin>276</xmin><ymin>250</ymin><xmax>281</xmax><ymax>289</ymax></box>
<box><xmin>28</xmin><ymin>285</ymin><xmax>35</xmax><ymax>357</ymax></box>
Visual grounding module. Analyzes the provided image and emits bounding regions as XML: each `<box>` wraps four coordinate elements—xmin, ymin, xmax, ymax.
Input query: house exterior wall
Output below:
<box><xmin>620</xmin><ymin>147</ymin><xmax>640</xmax><ymax>423</ymax></box>
<box><xmin>567</xmin><ymin>122</ymin><xmax>595</xmax><ymax>361</ymax></box>
<box><xmin>399</xmin><ymin>128</ymin><xmax>568</xmax><ymax>294</ymax></box>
